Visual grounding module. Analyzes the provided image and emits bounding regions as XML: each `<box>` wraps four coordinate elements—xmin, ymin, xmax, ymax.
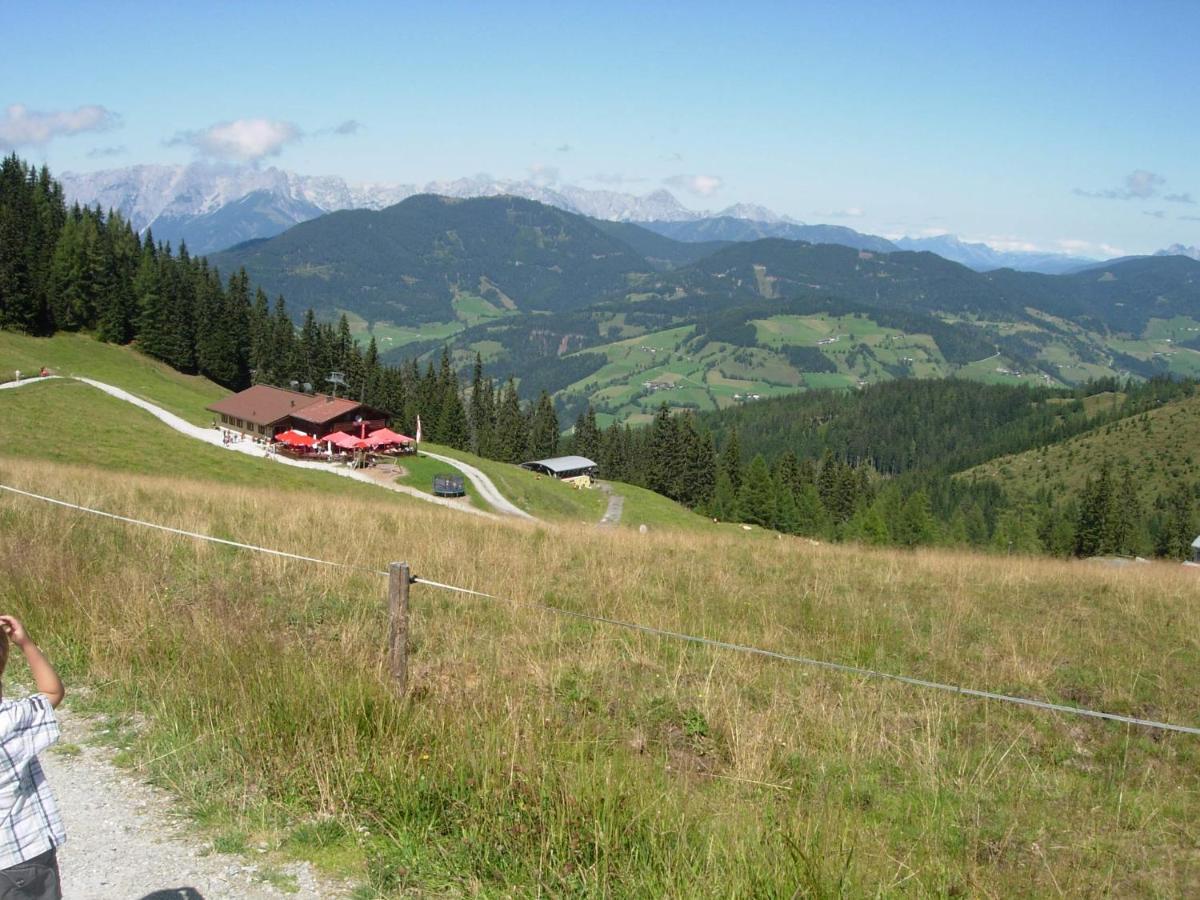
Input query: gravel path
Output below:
<box><xmin>40</xmin><ymin>709</ymin><xmax>350</xmax><ymax>900</ymax></box>
<box><xmin>419</xmin><ymin>450</ymin><xmax>535</xmax><ymax>520</ymax></box>
<box><xmin>597</xmin><ymin>482</ymin><xmax>624</xmax><ymax>527</ymax></box>
<box><xmin>2</xmin><ymin>375</ymin><xmax>532</xmax><ymax>521</ymax></box>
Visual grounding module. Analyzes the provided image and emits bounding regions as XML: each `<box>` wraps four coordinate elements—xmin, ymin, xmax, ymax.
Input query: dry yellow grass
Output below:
<box><xmin>2</xmin><ymin>454</ymin><xmax>1200</xmax><ymax>896</ymax></box>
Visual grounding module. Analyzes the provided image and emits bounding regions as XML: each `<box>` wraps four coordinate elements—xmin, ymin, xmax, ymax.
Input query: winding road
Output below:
<box><xmin>1</xmin><ymin>376</ymin><xmax>533</xmax><ymax>521</ymax></box>
<box><xmin>420</xmin><ymin>450</ymin><xmax>534</xmax><ymax>520</ymax></box>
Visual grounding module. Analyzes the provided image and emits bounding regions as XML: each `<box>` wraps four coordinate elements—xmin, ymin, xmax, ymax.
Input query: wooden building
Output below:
<box><xmin>207</xmin><ymin>384</ymin><xmax>387</xmax><ymax>440</ymax></box>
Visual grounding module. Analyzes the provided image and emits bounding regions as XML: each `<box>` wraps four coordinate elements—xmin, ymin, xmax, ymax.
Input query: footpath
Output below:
<box><xmin>41</xmin><ymin>707</ymin><xmax>349</xmax><ymax>899</ymax></box>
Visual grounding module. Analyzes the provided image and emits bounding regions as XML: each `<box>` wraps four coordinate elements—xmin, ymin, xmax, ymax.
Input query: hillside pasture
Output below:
<box><xmin>1</xmin><ymin>450</ymin><xmax>1198</xmax><ymax>896</ymax></box>
<box><xmin>0</xmin><ymin>331</ymin><xmax>225</xmax><ymax>424</ymax></box>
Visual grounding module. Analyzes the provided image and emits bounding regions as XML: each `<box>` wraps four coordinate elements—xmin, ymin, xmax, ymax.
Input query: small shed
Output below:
<box><xmin>520</xmin><ymin>455</ymin><xmax>598</xmax><ymax>488</ymax></box>
<box><xmin>1191</xmin><ymin>535</ymin><xmax>1200</xmax><ymax>564</ymax></box>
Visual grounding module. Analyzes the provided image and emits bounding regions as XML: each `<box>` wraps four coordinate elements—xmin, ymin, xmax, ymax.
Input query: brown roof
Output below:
<box><xmin>290</xmin><ymin>396</ymin><xmax>372</xmax><ymax>425</ymax></box>
<box><xmin>207</xmin><ymin>384</ymin><xmax>322</xmax><ymax>427</ymax></box>
<box><xmin>207</xmin><ymin>384</ymin><xmax>386</xmax><ymax>430</ymax></box>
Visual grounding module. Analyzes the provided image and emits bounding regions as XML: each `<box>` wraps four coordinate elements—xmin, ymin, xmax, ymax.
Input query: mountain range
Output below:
<box><xmin>206</xmin><ymin>191</ymin><xmax>1200</xmax><ymax>428</ymax></box>
<box><xmin>62</xmin><ymin>162</ymin><xmax>1119</xmax><ymax>274</ymax></box>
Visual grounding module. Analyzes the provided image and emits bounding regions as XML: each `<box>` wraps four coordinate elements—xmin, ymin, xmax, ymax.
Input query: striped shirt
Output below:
<box><xmin>0</xmin><ymin>695</ymin><xmax>65</xmax><ymax>869</ymax></box>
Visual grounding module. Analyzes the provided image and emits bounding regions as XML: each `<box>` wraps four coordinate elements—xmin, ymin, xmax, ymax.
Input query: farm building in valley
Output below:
<box><xmin>207</xmin><ymin>384</ymin><xmax>388</xmax><ymax>440</ymax></box>
<box><xmin>520</xmin><ymin>455</ymin><xmax>598</xmax><ymax>488</ymax></box>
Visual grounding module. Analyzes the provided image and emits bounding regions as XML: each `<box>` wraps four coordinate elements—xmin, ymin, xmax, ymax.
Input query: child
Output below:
<box><xmin>0</xmin><ymin>616</ymin><xmax>65</xmax><ymax>900</ymax></box>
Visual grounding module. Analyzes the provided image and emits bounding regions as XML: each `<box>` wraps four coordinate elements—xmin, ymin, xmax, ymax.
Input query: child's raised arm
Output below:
<box><xmin>0</xmin><ymin>616</ymin><xmax>64</xmax><ymax>708</ymax></box>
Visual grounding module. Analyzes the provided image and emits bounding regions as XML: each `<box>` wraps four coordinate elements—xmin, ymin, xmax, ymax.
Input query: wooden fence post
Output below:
<box><xmin>388</xmin><ymin>561</ymin><xmax>410</xmax><ymax>694</ymax></box>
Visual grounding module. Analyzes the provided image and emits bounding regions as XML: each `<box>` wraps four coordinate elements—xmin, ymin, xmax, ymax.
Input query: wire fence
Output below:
<box><xmin>3</xmin><ymin>481</ymin><xmax>1198</xmax><ymax>736</ymax></box>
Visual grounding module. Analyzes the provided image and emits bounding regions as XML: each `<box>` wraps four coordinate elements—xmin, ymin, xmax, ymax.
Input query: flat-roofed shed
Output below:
<box><xmin>520</xmin><ymin>455</ymin><xmax>598</xmax><ymax>486</ymax></box>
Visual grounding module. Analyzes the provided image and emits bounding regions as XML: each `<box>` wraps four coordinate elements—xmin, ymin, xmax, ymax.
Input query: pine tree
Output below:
<box><xmin>437</xmin><ymin>378</ymin><xmax>470</xmax><ymax>450</ymax></box>
<box><xmin>495</xmin><ymin>378</ymin><xmax>526</xmax><ymax>463</ymax></box>
<box><xmin>772</xmin><ymin>469</ymin><xmax>801</xmax><ymax>534</ymax></box>
<box><xmin>572</xmin><ymin>404</ymin><xmax>601</xmax><ymax>463</ymax></box>
<box><xmin>709</xmin><ymin>470</ymin><xmax>740</xmax><ymax>521</ymax></box>
<box><xmin>738</xmin><ymin>454</ymin><xmax>777</xmax><ymax>527</ymax></box>
<box><xmin>688</xmin><ymin>429</ymin><xmax>718</xmax><ymax>512</ymax></box>
<box><xmin>845</xmin><ymin>503</ymin><xmax>890</xmax><ymax>545</ymax></box>
<box><xmin>468</xmin><ymin>354</ymin><xmax>489</xmax><ymax>454</ymax></box>
<box><xmin>721</xmin><ymin>428</ymin><xmax>743</xmax><ymax>493</ymax></box>
<box><xmin>528</xmin><ymin>391</ymin><xmax>560</xmax><ymax>459</ymax></box>
<box><xmin>895</xmin><ymin>490</ymin><xmax>935</xmax><ymax>547</ymax></box>
<box><xmin>793</xmin><ymin>481</ymin><xmax>830</xmax><ymax>538</ymax></box>
<box><xmin>647</xmin><ymin>403</ymin><xmax>679</xmax><ymax>498</ymax></box>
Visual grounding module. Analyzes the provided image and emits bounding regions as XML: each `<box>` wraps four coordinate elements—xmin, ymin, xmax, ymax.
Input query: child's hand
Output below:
<box><xmin>0</xmin><ymin>616</ymin><xmax>29</xmax><ymax>647</ymax></box>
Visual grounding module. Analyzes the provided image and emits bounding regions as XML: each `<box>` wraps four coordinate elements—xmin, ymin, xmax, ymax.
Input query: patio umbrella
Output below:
<box><xmin>276</xmin><ymin>429</ymin><xmax>316</xmax><ymax>447</ymax></box>
<box><xmin>366</xmin><ymin>427</ymin><xmax>413</xmax><ymax>446</ymax></box>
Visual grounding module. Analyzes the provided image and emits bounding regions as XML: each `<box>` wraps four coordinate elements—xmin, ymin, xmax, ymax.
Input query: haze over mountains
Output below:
<box><xmin>61</xmin><ymin>162</ymin><xmax>1132</xmax><ymax>274</ymax></box>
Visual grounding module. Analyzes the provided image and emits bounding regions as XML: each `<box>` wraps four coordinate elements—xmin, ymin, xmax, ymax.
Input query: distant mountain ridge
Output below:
<box><xmin>892</xmin><ymin>234</ymin><xmax>1096</xmax><ymax>275</ymax></box>
<box><xmin>62</xmin><ymin>162</ymin><xmax>1121</xmax><ymax>274</ymax></box>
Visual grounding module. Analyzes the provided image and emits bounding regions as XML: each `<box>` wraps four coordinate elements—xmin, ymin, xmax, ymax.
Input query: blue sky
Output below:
<box><xmin>3</xmin><ymin>1</ymin><xmax>1197</xmax><ymax>256</ymax></box>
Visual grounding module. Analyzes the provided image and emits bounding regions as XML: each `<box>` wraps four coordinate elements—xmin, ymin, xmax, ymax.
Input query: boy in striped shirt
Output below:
<box><xmin>0</xmin><ymin>616</ymin><xmax>65</xmax><ymax>900</ymax></box>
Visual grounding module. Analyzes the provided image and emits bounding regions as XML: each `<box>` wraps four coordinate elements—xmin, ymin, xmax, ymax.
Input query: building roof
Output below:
<box><xmin>290</xmin><ymin>395</ymin><xmax>370</xmax><ymax>425</ymax></box>
<box><xmin>521</xmin><ymin>455</ymin><xmax>598</xmax><ymax>474</ymax></box>
<box><xmin>207</xmin><ymin>384</ymin><xmax>382</xmax><ymax>429</ymax></box>
<box><xmin>206</xmin><ymin>384</ymin><xmax>324</xmax><ymax>427</ymax></box>
<box><xmin>1192</xmin><ymin>534</ymin><xmax>1200</xmax><ymax>549</ymax></box>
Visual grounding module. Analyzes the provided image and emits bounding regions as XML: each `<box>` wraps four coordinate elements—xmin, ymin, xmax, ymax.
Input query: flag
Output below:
<box><xmin>415</xmin><ymin>414</ymin><xmax>422</xmax><ymax>444</ymax></box>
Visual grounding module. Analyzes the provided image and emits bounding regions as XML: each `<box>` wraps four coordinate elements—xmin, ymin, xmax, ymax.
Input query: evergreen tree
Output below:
<box><xmin>709</xmin><ymin>470</ymin><xmax>740</xmax><ymax>521</ymax></box>
<box><xmin>1155</xmin><ymin>485</ymin><xmax>1196</xmax><ymax>559</ymax></box>
<box><xmin>528</xmin><ymin>391</ymin><xmax>560</xmax><ymax>459</ymax></box>
<box><xmin>738</xmin><ymin>454</ymin><xmax>777</xmax><ymax>527</ymax></box>
<box><xmin>895</xmin><ymin>490</ymin><xmax>935</xmax><ymax>547</ymax></box>
<box><xmin>793</xmin><ymin>481</ymin><xmax>830</xmax><ymax>538</ymax></box>
<box><xmin>721</xmin><ymin>428</ymin><xmax>743</xmax><ymax>493</ymax></box>
<box><xmin>437</xmin><ymin>378</ymin><xmax>470</xmax><ymax>450</ymax></box>
<box><xmin>495</xmin><ymin>378</ymin><xmax>526</xmax><ymax>462</ymax></box>
<box><xmin>688</xmin><ymin>429</ymin><xmax>718</xmax><ymax>512</ymax></box>
<box><xmin>572</xmin><ymin>404</ymin><xmax>601</xmax><ymax>463</ymax></box>
<box><xmin>845</xmin><ymin>503</ymin><xmax>890</xmax><ymax>545</ymax></box>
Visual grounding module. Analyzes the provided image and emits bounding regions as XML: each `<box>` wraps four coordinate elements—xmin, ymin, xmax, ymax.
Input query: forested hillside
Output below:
<box><xmin>211</xmin><ymin>194</ymin><xmax>653</xmax><ymax>323</ymax></box>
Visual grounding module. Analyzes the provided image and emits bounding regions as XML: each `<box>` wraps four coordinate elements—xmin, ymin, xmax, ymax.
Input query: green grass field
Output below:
<box><xmin>0</xmin><ymin>331</ymin><xmax>226</xmax><ymax>425</ymax></box>
<box><xmin>3</xmin><ymin>333</ymin><xmax>1200</xmax><ymax>895</ymax></box>
<box><xmin>393</xmin><ymin>452</ymin><xmax>485</xmax><ymax>509</ymax></box>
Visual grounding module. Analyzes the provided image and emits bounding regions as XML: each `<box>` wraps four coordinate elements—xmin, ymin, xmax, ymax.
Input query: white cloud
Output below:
<box><xmin>1054</xmin><ymin>238</ymin><xmax>1127</xmax><ymax>257</ymax></box>
<box><xmin>0</xmin><ymin>103</ymin><xmax>120</xmax><ymax>147</ymax></box>
<box><xmin>555</xmin><ymin>143</ymin><xmax>572</xmax><ymax>153</ymax></box>
<box><xmin>333</xmin><ymin>119</ymin><xmax>363</xmax><ymax>135</ymax></box>
<box><xmin>1143</xmin><ymin>210</ymin><xmax>1166</xmax><ymax>219</ymax></box>
<box><xmin>169</xmin><ymin>118</ymin><xmax>302</xmax><ymax>162</ymax></box>
<box><xmin>663</xmin><ymin>174</ymin><xmax>723</xmax><ymax>196</ymax></box>
<box><xmin>1165</xmin><ymin>192</ymin><xmax>1195</xmax><ymax>204</ymax></box>
<box><xmin>86</xmin><ymin>145</ymin><xmax>126</xmax><ymax>159</ymax></box>
<box><xmin>1074</xmin><ymin>169</ymin><xmax>1166</xmax><ymax>200</ymax></box>
<box><xmin>818</xmin><ymin>207</ymin><xmax>864</xmax><ymax>219</ymax></box>
<box><xmin>585</xmin><ymin>172</ymin><xmax>649</xmax><ymax>186</ymax></box>
<box><xmin>528</xmin><ymin>163</ymin><xmax>560</xmax><ymax>185</ymax></box>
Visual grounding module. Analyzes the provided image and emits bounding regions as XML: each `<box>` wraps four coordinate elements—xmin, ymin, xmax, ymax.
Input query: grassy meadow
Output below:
<box><xmin>2</xmin><ymin>335</ymin><xmax>1200</xmax><ymax>895</ymax></box>
<box><xmin>0</xmin><ymin>331</ymin><xmax>227</xmax><ymax>424</ymax></box>
<box><xmin>2</xmin><ymin>447</ymin><xmax>1200</xmax><ymax>894</ymax></box>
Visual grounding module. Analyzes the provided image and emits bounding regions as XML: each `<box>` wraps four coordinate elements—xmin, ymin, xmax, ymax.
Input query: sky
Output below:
<box><xmin>2</xmin><ymin>0</ymin><xmax>1198</xmax><ymax>257</ymax></box>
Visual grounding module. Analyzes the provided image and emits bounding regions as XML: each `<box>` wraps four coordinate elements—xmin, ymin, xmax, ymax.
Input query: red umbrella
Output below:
<box><xmin>366</xmin><ymin>427</ymin><xmax>413</xmax><ymax>446</ymax></box>
<box><xmin>276</xmin><ymin>429</ymin><xmax>316</xmax><ymax>447</ymax></box>
<box><xmin>318</xmin><ymin>431</ymin><xmax>361</xmax><ymax>449</ymax></box>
